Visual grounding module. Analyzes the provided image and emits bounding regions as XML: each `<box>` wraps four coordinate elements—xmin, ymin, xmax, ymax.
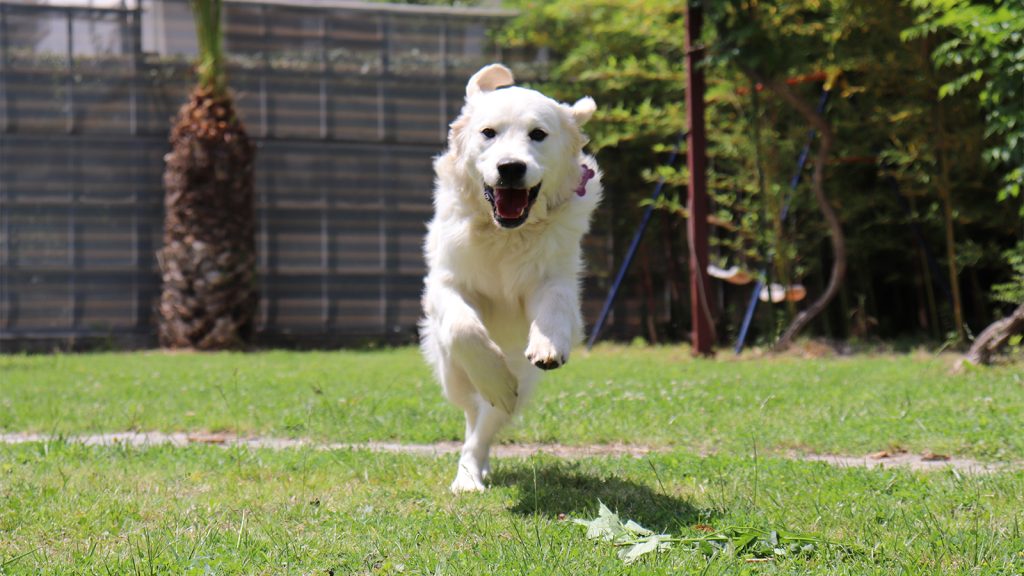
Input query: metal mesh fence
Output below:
<box><xmin>0</xmin><ymin>0</ymin><xmax>626</xmax><ymax>349</ymax></box>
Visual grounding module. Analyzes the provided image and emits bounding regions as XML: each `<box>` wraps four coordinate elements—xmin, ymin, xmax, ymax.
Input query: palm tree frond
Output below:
<box><xmin>190</xmin><ymin>0</ymin><xmax>226</xmax><ymax>96</ymax></box>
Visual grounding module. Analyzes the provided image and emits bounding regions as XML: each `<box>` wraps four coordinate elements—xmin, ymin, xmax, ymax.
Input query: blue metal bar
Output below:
<box><xmin>587</xmin><ymin>131</ymin><xmax>688</xmax><ymax>350</ymax></box>
<box><xmin>734</xmin><ymin>278</ymin><xmax>764</xmax><ymax>353</ymax></box>
<box><xmin>734</xmin><ymin>88</ymin><xmax>830</xmax><ymax>354</ymax></box>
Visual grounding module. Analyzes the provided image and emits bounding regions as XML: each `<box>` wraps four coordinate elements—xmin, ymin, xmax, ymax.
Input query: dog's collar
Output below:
<box><xmin>575</xmin><ymin>164</ymin><xmax>595</xmax><ymax>197</ymax></box>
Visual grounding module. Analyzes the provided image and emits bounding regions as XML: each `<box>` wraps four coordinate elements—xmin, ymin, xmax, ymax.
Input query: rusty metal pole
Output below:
<box><xmin>685</xmin><ymin>2</ymin><xmax>715</xmax><ymax>356</ymax></box>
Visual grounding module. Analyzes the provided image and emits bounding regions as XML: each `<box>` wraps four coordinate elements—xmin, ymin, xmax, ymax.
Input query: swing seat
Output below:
<box><xmin>759</xmin><ymin>283</ymin><xmax>807</xmax><ymax>303</ymax></box>
<box><xmin>707</xmin><ymin>265</ymin><xmax>754</xmax><ymax>285</ymax></box>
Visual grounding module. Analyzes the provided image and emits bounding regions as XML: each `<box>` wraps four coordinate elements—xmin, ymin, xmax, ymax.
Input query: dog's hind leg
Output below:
<box><xmin>439</xmin><ymin>362</ymin><xmax>479</xmax><ymax>432</ymax></box>
<box><xmin>450</xmin><ymin>363</ymin><xmax>538</xmax><ymax>493</ymax></box>
<box><xmin>451</xmin><ymin>400</ymin><xmax>509</xmax><ymax>493</ymax></box>
<box><xmin>436</xmin><ymin>357</ymin><xmax>489</xmax><ymax>493</ymax></box>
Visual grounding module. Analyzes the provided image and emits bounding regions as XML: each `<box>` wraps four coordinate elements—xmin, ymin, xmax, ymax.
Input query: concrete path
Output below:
<box><xmin>0</xmin><ymin>431</ymin><xmax>1015</xmax><ymax>474</ymax></box>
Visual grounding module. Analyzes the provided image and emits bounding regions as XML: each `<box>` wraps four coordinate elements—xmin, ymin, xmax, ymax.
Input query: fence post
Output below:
<box><xmin>130</xmin><ymin>0</ymin><xmax>142</xmax><ymax>332</ymax></box>
<box><xmin>319</xmin><ymin>17</ymin><xmax>330</xmax><ymax>332</ymax></box>
<box><xmin>259</xmin><ymin>4</ymin><xmax>269</xmax><ymax>138</ymax></box>
<box><xmin>375</xmin><ymin>148</ymin><xmax>396</xmax><ymax>339</ymax></box>
<box><xmin>66</xmin><ymin>8</ymin><xmax>76</xmax><ymax>134</ymax></box>
<box><xmin>1</xmin><ymin>3</ymin><xmax>8</xmax><ymax>132</ymax></box>
<box><xmin>439</xmin><ymin>17</ymin><xmax>448</xmax><ymax>142</ymax></box>
<box><xmin>376</xmin><ymin>14</ymin><xmax>390</xmax><ymax>142</ymax></box>
<box><xmin>319</xmin><ymin>14</ymin><xmax>329</xmax><ymax>140</ymax></box>
<box><xmin>0</xmin><ymin>5</ymin><xmax>7</xmax><ymax>334</ymax></box>
<box><xmin>129</xmin><ymin>0</ymin><xmax>141</xmax><ymax>136</ymax></box>
<box><xmin>321</xmin><ymin>163</ymin><xmax>330</xmax><ymax>331</ymax></box>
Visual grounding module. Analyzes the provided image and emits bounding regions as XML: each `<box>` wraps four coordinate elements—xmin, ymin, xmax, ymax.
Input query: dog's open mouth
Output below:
<box><xmin>483</xmin><ymin>183</ymin><xmax>541</xmax><ymax>228</ymax></box>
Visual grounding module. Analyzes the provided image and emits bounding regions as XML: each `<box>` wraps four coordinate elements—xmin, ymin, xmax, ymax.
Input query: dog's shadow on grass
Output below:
<box><xmin>491</xmin><ymin>459</ymin><xmax>711</xmax><ymax>532</ymax></box>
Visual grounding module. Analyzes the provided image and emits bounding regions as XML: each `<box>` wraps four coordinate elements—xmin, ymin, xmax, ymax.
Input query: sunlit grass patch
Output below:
<box><xmin>1</xmin><ymin>442</ymin><xmax>1022</xmax><ymax>574</ymax></box>
<box><xmin>2</xmin><ymin>346</ymin><xmax>1021</xmax><ymax>459</ymax></box>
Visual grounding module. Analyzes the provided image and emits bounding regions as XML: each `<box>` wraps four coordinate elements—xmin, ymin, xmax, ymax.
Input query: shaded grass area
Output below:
<box><xmin>2</xmin><ymin>346</ymin><xmax>1021</xmax><ymax>460</ymax></box>
<box><xmin>1</xmin><ymin>442</ymin><xmax>1022</xmax><ymax>575</ymax></box>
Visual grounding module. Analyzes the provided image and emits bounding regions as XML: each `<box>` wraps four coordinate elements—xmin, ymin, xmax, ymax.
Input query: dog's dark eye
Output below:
<box><xmin>529</xmin><ymin>129</ymin><xmax>548</xmax><ymax>142</ymax></box>
<box><xmin>481</xmin><ymin>128</ymin><xmax>497</xmax><ymax>139</ymax></box>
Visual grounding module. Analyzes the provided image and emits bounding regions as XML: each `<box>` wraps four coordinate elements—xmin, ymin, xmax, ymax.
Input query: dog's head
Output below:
<box><xmin>444</xmin><ymin>64</ymin><xmax>596</xmax><ymax>229</ymax></box>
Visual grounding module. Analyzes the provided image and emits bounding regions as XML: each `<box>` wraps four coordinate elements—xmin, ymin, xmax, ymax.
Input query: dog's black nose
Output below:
<box><xmin>497</xmin><ymin>161</ymin><xmax>527</xmax><ymax>183</ymax></box>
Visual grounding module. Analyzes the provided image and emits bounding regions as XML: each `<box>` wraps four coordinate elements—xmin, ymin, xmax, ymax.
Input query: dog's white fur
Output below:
<box><xmin>420</xmin><ymin>64</ymin><xmax>602</xmax><ymax>493</ymax></box>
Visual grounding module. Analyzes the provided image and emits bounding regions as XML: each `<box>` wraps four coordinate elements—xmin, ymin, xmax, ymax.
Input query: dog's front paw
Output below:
<box><xmin>525</xmin><ymin>334</ymin><xmax>567</xmax><ymax>371</ymax></box>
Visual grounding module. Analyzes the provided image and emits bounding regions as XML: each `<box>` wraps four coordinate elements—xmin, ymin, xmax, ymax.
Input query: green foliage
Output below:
<box><xmin>502</xmin><ymin>0</ymin><xmax>815</xmax><ymax>289</ymax></box>
<box><xmin>574</xmin><ymin>502</ymin><xmax>673</xmax><ymax>564</ymax></box>
<box><xmin>190</xmin><ymin>0</ymin><xmax>226</xmax><ymax>95</ymax></box>
<box><xmin>706</xmin><ymin>1</ymin><xmax>855</xmax><ymax>77</ymax></box>
<box><xmin>502</xmin><ymin>0</ymin><xmax>1021</xmax><ymax>340</ymax></box>
<box><xmin>992</xmin><ymin>241</ymin><xmax>1024</xmax><ymax>305</ymax></box>
<box><xmin>903</xmin><ymin>0</ymin><xmax>1024</xmax><ymax>212</ymax></box>
<box><xmin>501</xmin><ymin>0</ymin><xmax>685</xmax><ymax>155</ymax></box>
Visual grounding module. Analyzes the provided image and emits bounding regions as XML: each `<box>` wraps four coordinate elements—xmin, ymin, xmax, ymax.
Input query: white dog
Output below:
<box><xmin>420</xmin><ymin>63</ymin><xmax>602</xmax><ymax>492</ymax></box>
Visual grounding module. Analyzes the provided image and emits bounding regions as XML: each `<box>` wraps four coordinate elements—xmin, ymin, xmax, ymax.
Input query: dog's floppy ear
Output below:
<box><xmin>466</xmin><ymin>64</ymin><xmax>515</xmax><ymax>98</ymax></box>
<box><xmin>568</xmin><ymin>97</ymin><xmax>597</xmax><ymax>126</ymax></box>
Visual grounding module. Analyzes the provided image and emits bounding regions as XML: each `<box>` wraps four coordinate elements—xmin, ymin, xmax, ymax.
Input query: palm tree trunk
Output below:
<box><xmin>158</xmin><ymin>0</ymin><xmax>256</xmax><ymax>350</ymax></box>
<box><xmin>158</xmin><ymin>87</ymin><xmax>257</xmax><ymax>349</ymax></box>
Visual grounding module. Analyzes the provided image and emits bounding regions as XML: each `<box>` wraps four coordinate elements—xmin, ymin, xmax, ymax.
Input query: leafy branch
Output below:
<box><xmin>574</xmin><ymin>501</ymin><xmax>859</xmax><ymax>565</ymax></box>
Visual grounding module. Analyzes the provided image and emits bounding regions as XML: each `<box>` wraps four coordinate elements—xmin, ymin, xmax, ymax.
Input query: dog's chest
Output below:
<box><xmin>452</xmin><ymin>222</ymin><xmax>571</xmax><ymax>301</ymax></box>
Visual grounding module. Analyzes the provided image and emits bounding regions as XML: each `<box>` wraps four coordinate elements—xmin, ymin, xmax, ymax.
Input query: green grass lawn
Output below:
<box><xmin>2</xmin><ymin>345</ymin><xmax>1022</xmax><ymax>459</ymax></box>
<box><xmin>1</xmin><ymin>346</ymin><xmax>1022</xmax><ymax>574</ymax></box>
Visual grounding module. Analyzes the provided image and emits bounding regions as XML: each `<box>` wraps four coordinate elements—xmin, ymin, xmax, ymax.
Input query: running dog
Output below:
<box><xmin>420</xmin><ymin>63</ymin><xmax>602</xmax><ymax>492</ymax></box>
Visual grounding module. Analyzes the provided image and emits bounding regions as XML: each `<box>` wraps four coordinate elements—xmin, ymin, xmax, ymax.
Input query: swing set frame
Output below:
<box><xmin>585</xmin><ymin>4</ymin><xmax>857</xmax><ymax>354</ymax></box>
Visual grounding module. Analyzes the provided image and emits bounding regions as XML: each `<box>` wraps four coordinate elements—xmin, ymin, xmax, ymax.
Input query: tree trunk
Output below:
<box><xmin>914</xmin><ymin>222</ymin><xmax>940</xmax><ymax>339</ymax></box>
<box><xmin>158</xmin><ymin>86</ymin><xmax>257</xmax><ymax>349</ymax></box>
<box><xmin>959</xmin><ymin>303</ymin><xmax>1024</xmax><ymax>367</ymax></box>
<box><xmin>663</xmin><ymin>213</ymin><xmax>685</xmax><ymax>340</ymax></box>
<box><xmin>935</xmin><ymin>100</ymin><xmax>966</xmax><ymax>344</ymax></box>
<box><xmin>761</xmin><ymin>77</ymin><xmax>846</xmax><ymax>351</ymax></box>
<box><xmin>640</xmin><ymin>244</ymin><xmax>659</xmax><ymax>344</ymax></box>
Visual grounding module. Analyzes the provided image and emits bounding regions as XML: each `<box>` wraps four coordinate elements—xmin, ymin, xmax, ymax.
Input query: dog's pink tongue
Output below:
<box><xmin>494</xmin><ymin>188</ymin><xmax>529</xmax><ymax>219</ymax></box>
